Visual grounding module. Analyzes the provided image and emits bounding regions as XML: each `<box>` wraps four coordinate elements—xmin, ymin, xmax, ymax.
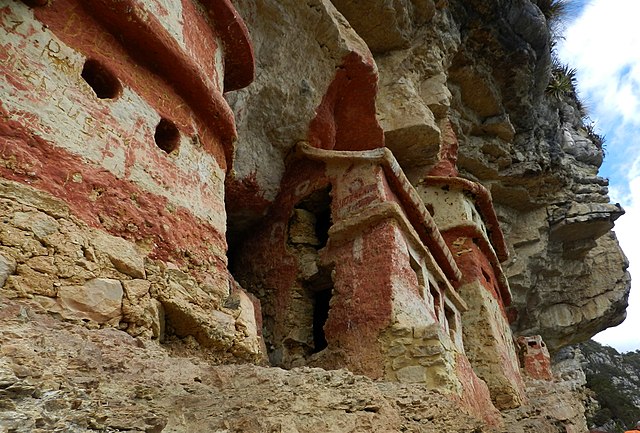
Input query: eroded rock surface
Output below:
<box><xmin>0</xmin><ymin>297</ymin><xmax>589</xmax><ymax>433</ymax></box>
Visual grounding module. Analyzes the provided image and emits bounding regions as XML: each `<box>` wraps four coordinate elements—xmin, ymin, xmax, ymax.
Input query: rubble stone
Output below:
<box><xmin>56</xmin><ymin>278</ymin><xmax>124</xmax><ymax>323</ymax></box>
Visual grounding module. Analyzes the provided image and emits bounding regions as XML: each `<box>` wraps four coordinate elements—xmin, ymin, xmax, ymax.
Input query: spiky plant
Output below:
<box><xmin>547</xmin><ymin>62</ymin><xmax>577</xmax><ymax>99</ymax></box>
<box><xmin>538</xmin><ymin>0</ymin><xmax>577</xmax><ymax>43</ymax></box>
<box><xmin>583</xmin><ymin>122</ymin><xmax>606</xmax><ymax>150</ymax></box>
<box><xmin>537</xmin><ymin>0</ymin><xmax>572</xmax><ymax>21</ymax></box>
<box><xmin>576</xmin><ymin>96</ymin><xmax>590</xmax><ymax>119</ymax></box>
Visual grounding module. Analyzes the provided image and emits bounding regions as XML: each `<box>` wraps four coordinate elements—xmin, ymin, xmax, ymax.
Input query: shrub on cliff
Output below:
<box><xmin>580</xmin><ymin>341</ymin><xmax>640</xmax><ymax>432</ymax></box>
<box><xmin>547</xmin><ymin>62</ymin><xmax>577</xmax><ymax>99</ymax></box>
<box><xmin>538</xmin><ymin>0</ymin><xmax>572</xmax><ymax>20</ymax></box>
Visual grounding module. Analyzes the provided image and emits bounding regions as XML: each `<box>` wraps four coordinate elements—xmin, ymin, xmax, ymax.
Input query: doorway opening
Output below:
<box><xmin>289</xmin><ymin>186</ymin><xmax>334</xmax><ymax>355</ymax></box>
<box><xmin>312</xmin><ymin>286</ymin><xmax>332</xmax><ymax>352</ymax></box>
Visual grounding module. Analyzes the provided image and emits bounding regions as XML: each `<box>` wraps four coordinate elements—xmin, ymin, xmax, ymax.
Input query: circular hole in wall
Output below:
<box><xmin>81</xmin><ymin>59</ymin><xmax>122</xmax><ymax>99</ymax></box>
<box><xmin>154</xmin><ymin>118</ymin><xmax>180</xmax><ymax>153</ymax></box>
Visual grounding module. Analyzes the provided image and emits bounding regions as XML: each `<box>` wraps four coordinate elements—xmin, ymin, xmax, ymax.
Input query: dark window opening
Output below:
<box><xmin>21</xmin><ymin>0</ymin><xmax>48</xmax><ymax>6</ymax></box>
<box><xmin>445</xmin><ymin>304</ymin><xmax>457</xmax><ymax>341</ymax></box>
<box><xmin>306</xmin><ymin>263</ymin><xmax>334</xmax><ymax>293</ymax></box>
<box><xmin>81</xmin><ymin>59</ymin><xmax>122</xmax><ymax>99</ymax></box>
<box><xmin>292</xmin><ymin>186</ymin><xmax>334</xmax><ymax>355</ymax></box>
<box><xmin>293</xmin><ymin>187</ymin><xmax>332</xmax><ymax>248</ymax></box>
<box><xmin>409</xmin><ymin>254</ymin><xmax>425</xmax><ymax>298</ymax></box>
<box><xmin>314</xmin><ymin>205</ymin><xmax>332</xmax><ymax>247</ymax></box>
<box><xmin>425</xmin><ymin>203</ymin><xmax>435</xmax><ymax>216</ymax></box>
<box><xmin>528</xmin><ymin>340</ymin><xmax>538</xmax><ymax>348</ymax></box>
<box><xmin>312</xmin><ymin>287</ymin><xmax>332</xmax><ymax>353</ymax></box>
<box><xmin>154</xmin><ymin>118</ymin><xmax>180</xmax><ymax>153</ymax></box>
<box><xmin>430</xmin><ymin>283</ymin><xmax>441</xmax><ymax>320</ymax></box>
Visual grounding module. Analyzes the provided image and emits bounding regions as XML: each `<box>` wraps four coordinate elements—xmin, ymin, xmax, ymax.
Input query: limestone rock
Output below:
<box><xmin>55</xmin><ymin>278</ymin><xmax>124</xmax><ymax>324</ymax></box>
<box><xmin>154</xmin><ymin>269</ymin><xmax>263</xmax><ymax>362</ymax></box>
<box><xmin>148</xmin><ymin>299</ymin><xmax>165</xmax><ymax>340</ymax></box>
<box><xmin>9</xmin><ymin>265</ymin><xmax>56</xmax><ymax>297</ymax></box>
<box><xmin>450</xmin><ymin>64</ymin><xmax>503</xmax><ymax>118</ymax></box>
<box><xmin>0</xmin><ymin>0</ymin><xmax>633</xmax><ymax>431</ymax></box>
<box><xmin>232</xmin><ymin>287</ymin><xmax>266</xmax><ymax>357</ymax></box>
<box><xmin>121</xmin><ymin>279</ymin><xmax>155</xmax><ymax>337</ymax></box>
<box><xmin>289</xmin><ymin>208</ymin><xmax>320</xmax><ymax>245</ymax></box>
<box><xmin>472</xmin><ymin>114</ymin><xmax>516</xmax><ymax>142</ymax></box>
<box><xmin>0</xmin><ymin>296</ymin><xmax>591</xmax><ymax>433</ymax></box>
<box><xmin>12</xmin><ymin>211</ymin><xmax>59</xmax><ymax>241</ymax></box>
<box><xmin>562</xmin><ymin>128</ymin><xmax>604</xmax><ymax>166</ymax></box>
<box><xmin>377</xmin><ymin>75</ymin><xmax>442</xmax><ymax>180</ymax></box>
<box><xmin>440</xmin><ymin>2</ymin><xmax>628</xmax><ymax>349</ymax></box>
<box><xmin>122</xmin><ymin>278</ymin><xmax>151</xmax><ymax>301</ymax></box>
<box><xmin>421</xmin><ymin>73</ymin><xmax>453</xmax><ymax>118</ymax></box>
<box><xmin>508</xmin><ymin>233</ymin><xmax>630</xmax><ymax>349</ymax></box>
<box><xmin>330</xmin><ymin>0</ymin><xmax>436</xmax><ymax>53</ymax></box>
<box><xmin>226</xmin><ymin>0</ymin><xmax>377</xmax><ymax>230</ymax></box>
<box><xmin>0</xmin><ymin>180</ymin><xmax>70</xmax><ymax>219</ymax></box>
<box><xmin>228</xmin><ymin>0</ymin><xmax>629</xmax><ymax>366</ymax></box>
<box><xmin>0</xmin><ymin>253</ymin><xmax>17</xmax><ymax>288</ymax></box>
<box><xmin>360</xmin><ymin>0</ymin><xmax>632</xmax><ymax>354</ymax></box>
<box><xmin>91</xmin><ymin>232</ymin><xmax>146</xmax><ymax>279</ymax></box>
<box><xmin>549</xmin><ymin>202</ymin><xmax>623</xmax><ymax>243</ymax></box>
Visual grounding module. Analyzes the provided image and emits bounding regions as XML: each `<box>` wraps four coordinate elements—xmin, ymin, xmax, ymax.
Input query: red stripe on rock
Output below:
<box><xmin>308</xmin><ymin>52</ymin><xmax>384</xmax><ymax>151</ymax></box>
<box><xmin>0</xmin><ymin>108</ymin><xmax>227</xmax><ymax>268</ymax></box>
<box><xmin>33</xmin><ymin>0</ymin><xmax>243</xmax><ymax>171</ymax></box>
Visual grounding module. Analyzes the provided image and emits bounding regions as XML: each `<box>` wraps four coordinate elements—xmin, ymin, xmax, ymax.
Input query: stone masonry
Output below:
<box><xmin>0</xmin><ymin>1</ymin><xmax>630</xmax><ymax>431</ymax></box>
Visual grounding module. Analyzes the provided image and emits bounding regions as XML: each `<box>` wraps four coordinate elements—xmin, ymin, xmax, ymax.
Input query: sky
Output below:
<box><xmin>558</xmin><ymin>0</ymin><xmax>640</xmax><ymax>353</ymax></box>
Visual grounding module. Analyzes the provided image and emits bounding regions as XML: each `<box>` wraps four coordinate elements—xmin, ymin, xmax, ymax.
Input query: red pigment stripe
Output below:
<box><xmin>33</xmin><ymin>0</ymin><xmax>239</xmax><ymax>171</ymax></box>
<box><xmin>0</xmin><ymin>106</ymin><xmax>227</xmax><ymax>268</ymax></box>
<box><xmin>308</xmin><ymin>52</ymin><xmax>384</xmax><ymax>151</ymax></box>
<box><xmin>199</xmin><ymin>0</ymin><xmax>255</xmax><ymax>91</ymax></box>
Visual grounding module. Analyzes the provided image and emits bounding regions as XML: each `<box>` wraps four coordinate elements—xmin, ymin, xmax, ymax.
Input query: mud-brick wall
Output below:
<box><xmin>0</xmin><ymin>1</ymin><xmax>263</xmax><ymax>361</ymax></box>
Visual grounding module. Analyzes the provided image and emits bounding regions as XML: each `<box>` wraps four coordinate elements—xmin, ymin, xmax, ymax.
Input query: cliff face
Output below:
<box><xmin>0</xmin><ymin>0</ymin><xmax>632</xmax><ymax>431</ymax></box>
<box><xmin>225</xmin><ymin>0</ymin><xmax>630</xmax><ymax>351</ymax></box>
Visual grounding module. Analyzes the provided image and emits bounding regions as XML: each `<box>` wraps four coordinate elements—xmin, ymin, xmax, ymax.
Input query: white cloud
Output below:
<box><xmin>559</xmin><ymin>0</ymin><xmax>640</xmax><ymax>352</ymax></box>
<box><xmin>559</xmin><ymin>0</ymin><xmax>640</xmax><ymax>125</ymax></box>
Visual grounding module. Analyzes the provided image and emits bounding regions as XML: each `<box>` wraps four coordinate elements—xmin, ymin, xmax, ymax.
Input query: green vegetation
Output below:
<box><xmin>538</xmin><ymin>0</ymin><xmax>577</xmax><ymax>40</ymax></box>
<box><xmin>541</xmin><ymin>0</ymin><xmax>578</xmax><ymax>100</ymax></box>
<box><xmin>538</xmin><ymin>0</ymin><xmax>573</xmax><ymax>21</ymax></box>
<box><xmin>540</xmin><ymin>0</ymin><xmax>607</xmax><ymax>150</ymax></box>
<box><xmin>587</xmin><ymin>370</ymin><xmax>637</xmax><ymax>432</ymax></box>
<box><xmin>547</xmin><ymin>61</ymin><xmax>577</xmax><ymax>99</ymax></box>
<box><xmin>580</xmin><ymin>341</ymin><xmax>640</xmax><ymax>432</ymax></box>
<box><xmin>583</xmin><ymin>121</ymin><xmax>606</xmax><ymax>150</ymax></box>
